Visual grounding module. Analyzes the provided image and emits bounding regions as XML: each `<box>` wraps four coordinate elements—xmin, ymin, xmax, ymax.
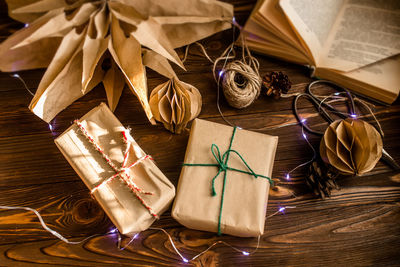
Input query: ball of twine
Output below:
<box><xmin>221</xmin><ymin>60</ymin><xmax>262</xmax><ymax>109</ymax></box>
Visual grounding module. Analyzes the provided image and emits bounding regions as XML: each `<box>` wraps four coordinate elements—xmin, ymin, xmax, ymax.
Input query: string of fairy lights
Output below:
<box><xmin>284</xmin><ymin>89</ymin><xmax>384</xmax><ymax>181</ymax></box>
<box><xmin>0</xmin><ymin>203</ymin><xmax>295</xmax><ymax>263</ymax></box>
<box><xmin>7</xmin><ymin>65</ymin><xmax>297</xmax><ymax>264</ymax></box>
<box><xmin>5</xmin><ymin>16</ymin><xmax>383</xmax><ymax>263</ymax></box>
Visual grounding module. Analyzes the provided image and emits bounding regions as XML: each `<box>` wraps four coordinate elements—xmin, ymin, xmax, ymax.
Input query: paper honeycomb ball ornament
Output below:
<box><xmin>149</xmin><ymin>77</ymin><xmax>202</xmax><ymax>134</ymax></box>
<box><xmin>320</xmin><ymin>118</ymin><xmax>383</xmax><ymax>175</ymax></box>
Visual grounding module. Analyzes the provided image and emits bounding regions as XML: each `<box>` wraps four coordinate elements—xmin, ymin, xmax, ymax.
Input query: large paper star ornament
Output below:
<box><xmin>0</xmin><ymin>0</ymin><xmax>233</xmax><ymax>123</ymax></box>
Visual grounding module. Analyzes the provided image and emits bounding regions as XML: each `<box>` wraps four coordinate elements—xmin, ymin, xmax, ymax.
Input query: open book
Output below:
<box><xmin>243</xmin><ymin>0</ymin><xmax>400</xmax><ymax>104</ymax></box>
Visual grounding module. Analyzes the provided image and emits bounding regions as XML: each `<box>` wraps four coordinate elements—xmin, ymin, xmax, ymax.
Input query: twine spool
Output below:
<box><xmin>221</xmin><ymin>60</ymin><xmax>261</xmax><ymax>109</ymax></box>
<box><xmin>185</xmin><ymin>24</ymin><xmax>263</xmax><ymax>112</ymax></box>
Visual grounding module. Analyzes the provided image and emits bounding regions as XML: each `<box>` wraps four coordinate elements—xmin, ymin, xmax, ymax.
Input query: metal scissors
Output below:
<box><xmin>293</xmin><ymin>79</ymin><xmax>400</xmax><ymax>170</ymax></box>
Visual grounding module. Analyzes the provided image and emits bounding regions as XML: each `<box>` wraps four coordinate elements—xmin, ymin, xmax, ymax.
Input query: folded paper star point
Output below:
<box><xmin>1</xmin><ymin>0</ymin><xmax>233</xmax><ymax>123</ymax></box>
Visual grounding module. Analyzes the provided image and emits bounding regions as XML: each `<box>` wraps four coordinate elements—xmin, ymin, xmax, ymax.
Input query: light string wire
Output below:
<box><xmin>117</xmin><ymin>206</ymin><xmax>298</xmax><ymax>262</ymax></box>
<box><xmin>284</xmin><ymin>90</ymin><xmax>384</xmax><ymax>181</ymax></box>
<box><xmin>10</xmin><ymin>73</ymin><xmax>35</xmax><ymax>96</ymax></box>
<box><xmin>5</xmin><ymin>37</ymin><xmax>295</xmax><ymax>261</ymax></box>
<box><xmin>285</xmin><ymin>123</ymin><xmax>317</xmax><ymax>180</ymax></box>
<box><xmin>4</xmin><ymin>17</ymin><xmax>302</xmax><ymax>263</ymax></box>
<box><xmin>6</xmin><ymin>13</ymin><xmax>387</xmax><ymax>264</ymax></box>
<box><xmin>183</xmin><ymin>23</ymin><xmax>354</xmax><ymax>183</ymax></box>
<box><xmin>0</xmin><ymin>205</ymin><xmax>117</xmax><ymax>244</ymax></box>
<box><xmin>8</xmin><ymin>17</ymin><xmax>386</xmax><ymax>262</ymax></box>
<box><xmin>181</xmin><ymin>18</ymin><xmax>255</xmax><ymax>127</ymax></box>
<box><xmin>315</xmin><ymin>92</ymin><xmax>384</xmax><ymax>137</ymax></box>
<box><xmin>12</xmin><ymin>19</ymin><xmax>384</xmax><ymax>179</ymax></box>
<box><xmin>182</xmin><ymin>28</ymin><xmax>384</xmax><ymax>142</ymax></box>
<box><xmin>0</xmin><ymin>204</ymin><xmax>293</xmax><ymax>263</ymax></box>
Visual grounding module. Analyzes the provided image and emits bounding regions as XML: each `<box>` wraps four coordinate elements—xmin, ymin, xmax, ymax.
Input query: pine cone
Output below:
<box><xmin>262</xmin><ymin>71</ymin><xmax>291</xmax><ymax>99</ymax></box>
<box><xmin>305</xmin><ymin>159</ymin><xmax>339</xmax><ymax>199</ymax></box>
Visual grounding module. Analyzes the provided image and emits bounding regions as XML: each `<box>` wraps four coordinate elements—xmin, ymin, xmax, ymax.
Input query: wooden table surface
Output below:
<box><xmin>1</xmin><ymin>1</ymin><xmax>399</xmax><ymax>266</ymax></box>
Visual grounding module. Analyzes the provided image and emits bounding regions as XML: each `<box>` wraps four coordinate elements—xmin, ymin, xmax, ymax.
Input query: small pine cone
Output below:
<box><xmin>262</xmin><ymin>71</ymin><xmax>292</xmax><ymax>99</ymax></box>
<box><xmin>305</xmin><ymin>159</ymin><xmax>339</xmax><ymax>199</ymax></box>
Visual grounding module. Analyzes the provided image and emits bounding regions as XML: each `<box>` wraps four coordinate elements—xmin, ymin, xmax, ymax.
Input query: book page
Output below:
<box><xmin>246</xmin><ymin>35</ymin><xmax>311</xmax><ymax>64</ymax></box>
<box><xmin>344</xmin><ymin>55</ymin><xmax>400</xmax><ymax>97</ymax></box>
<box><xmin>316</xmin><ymin>55</ymin><xmax>400</xmax><ymax>104</ymax></box>
<box><xmin>279</xmin><ymin>0</ymin><xmax>345</xmax><ymax>64</ymax></box>
<box><xmin>245</xmin><ymin>18</ymin><xmax>308</xmax><ymax>59</ymax></box>
<box><xmin>242</xmin><ymin>0</ymin><xmax>311</xmax><ymax>64</ymax></box>
<box><xmin>319</xmin><ymin>0</ymin><xmax>400</xmax><ymax>72</ymax></box>
<box><xmin>257</xmin><ymin>0</ymin><xmax>310</xmax><ymax>57</ymax></box>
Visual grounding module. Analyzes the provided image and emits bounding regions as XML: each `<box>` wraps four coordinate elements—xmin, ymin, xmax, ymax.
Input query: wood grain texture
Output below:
<box><xmin>0</xmin><ymin>0</ymin><xmax>399</xmax><ymax>266</ymax></box>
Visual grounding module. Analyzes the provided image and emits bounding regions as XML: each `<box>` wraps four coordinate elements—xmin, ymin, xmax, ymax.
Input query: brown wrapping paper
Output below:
<box><xmin>172</xmin><ymin>119</ymin><xmax>278</xmax><ymax>237</ymax></box>
<box><xmin>55</xmin><ymin>103</ymin><xmax>175</xmax><ymax>235</ymax></box>
<box><xmin>1</xmin><ymin>0</ymin><xmax>233</xmax><ymax>123</ymax></box>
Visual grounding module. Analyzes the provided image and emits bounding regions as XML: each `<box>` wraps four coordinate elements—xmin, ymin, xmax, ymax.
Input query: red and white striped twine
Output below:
<box><xmin>74</xmin><ymin>120</ymin><xmax>158</xmax><ymax>218</ymax></box>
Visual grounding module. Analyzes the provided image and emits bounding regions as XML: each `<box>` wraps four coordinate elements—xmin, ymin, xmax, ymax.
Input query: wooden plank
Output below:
<box><xmin>1</xmin><ymin>106</ymin><xmax>399</xmax><ymax>186</ymax></box>
<box><xmin>0</xmin><ymin>0</ymin><xmax>399</xmax><ymax>265</ymax></box>
<box><xmin>0</xmin><ymin>172</ymin><xmax>398</xmax><ymax>265</ymax></box>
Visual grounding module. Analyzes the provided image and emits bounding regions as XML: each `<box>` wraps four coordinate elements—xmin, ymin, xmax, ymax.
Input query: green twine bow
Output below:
<box><xmin>182</xmin><ymin>127</ymin><xmax>273</xmax><ymax>235</ymax></box>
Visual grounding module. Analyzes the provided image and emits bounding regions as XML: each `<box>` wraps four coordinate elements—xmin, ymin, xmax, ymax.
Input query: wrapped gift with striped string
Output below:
<box><xmin>55</xmin><ymin>103</ymin><xmax>175</xmax><ymax>235</ymax></box>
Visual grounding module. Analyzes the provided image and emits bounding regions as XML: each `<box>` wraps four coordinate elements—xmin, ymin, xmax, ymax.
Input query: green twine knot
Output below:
<box><xmin>182</xmin><ymin>126</ymin><xmax>274</xmax><ymax>235</ymax></box>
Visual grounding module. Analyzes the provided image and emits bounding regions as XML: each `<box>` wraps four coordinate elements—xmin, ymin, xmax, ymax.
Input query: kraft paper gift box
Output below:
<box><xmin>55</xmin><ymin>103</ymin><xmax>175</xmax><ymax>235</ymax></box>
<box><xmin>172</xmin><ymin>119</ymin><xmax>278</xmax><ymax>237</ymax></box>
